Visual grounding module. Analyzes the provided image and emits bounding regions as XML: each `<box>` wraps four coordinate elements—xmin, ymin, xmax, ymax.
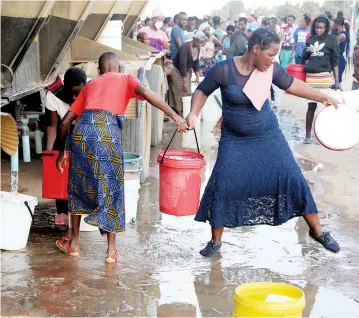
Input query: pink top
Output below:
<box><xmin>138</xmin><ymin>26</ymin><xmax>169</xmax><ymax>43</ymax></box>
<box><xmin>70</xmin><ymin>73</ymin><xmax>144</xmax><ymax>117</ymax></box>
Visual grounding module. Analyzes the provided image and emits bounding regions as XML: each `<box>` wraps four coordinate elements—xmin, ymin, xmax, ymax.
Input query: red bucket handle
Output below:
<box><xmin>160</xmin><ymin>128</ymin><xmax>200</xmax><ymax>165</ymax></box>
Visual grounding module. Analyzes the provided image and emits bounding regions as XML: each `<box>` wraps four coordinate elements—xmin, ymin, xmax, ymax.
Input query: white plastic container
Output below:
<box><xmin>342</xmin><ymin>90</ymin><xmax>359</xmax><ymax>111</ymax></box>
<box><xmin>0</xmin><ymin>191</ymin><xmax>38</xmax><ymax>250</ymax></box>
<box><xmin>69</xmin><ymin>216</ymin><xmax>98</xmax><ymax>232</ymax></box>
<box><xmin>125</xmin><ymin>179</ymin><xmax>140</xmax><ymax>224</ymax></box>
<box><xmin>97</xmin><ymin>20</ymin><xmax>124</xmax><ymax>51</ymax></box>
<box><xmin>201</xmin><ymin>89</ymin><xmax>222</xmax><ymax>122</ymax></box>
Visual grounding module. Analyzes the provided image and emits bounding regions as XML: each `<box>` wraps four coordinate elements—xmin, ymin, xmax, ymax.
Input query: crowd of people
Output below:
<box><xmin>135</xmin><ymin>8</ymin><xmax>358</xmax><ymax>141</ymax></box>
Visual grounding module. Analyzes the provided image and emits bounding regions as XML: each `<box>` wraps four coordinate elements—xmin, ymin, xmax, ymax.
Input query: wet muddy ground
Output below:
<box><xmin>2</xmin><ymin>112</ymin><xmax>359</xmax><ymax>317</ymax></box>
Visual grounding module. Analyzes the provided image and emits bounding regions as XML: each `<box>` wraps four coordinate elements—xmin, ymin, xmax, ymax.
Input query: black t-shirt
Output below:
<box><xmin>303</xmin><ymin>34</ymin><xmax>339</xmax><ymax>73</ymax></box>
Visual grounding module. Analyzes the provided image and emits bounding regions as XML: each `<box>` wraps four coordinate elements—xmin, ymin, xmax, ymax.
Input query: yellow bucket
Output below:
<box><xmin>232</xmin><ymin>282</ymin><xmax>305</xmax><ymax>317</ymax></box>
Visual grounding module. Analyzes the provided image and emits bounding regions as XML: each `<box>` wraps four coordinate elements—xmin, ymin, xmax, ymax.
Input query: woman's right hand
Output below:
<box><xmin>174</xmin><ymin>115</ymin><xmax>188</xmax><ymax>133</ymax></box>
<box><xmin>185</xmin><ymin>112</ymin><xmax>198</xmax><ymax>130</ymax></box>
<box><xmin>183</xmin><ymin>80</ymin><xmax>189</xmax><ymax>93</ymax></box>
<box><xmin>323</xmin><ymin>96</ymin><xmax>340</xmax><ymax>108</ymax></box>
<box><xmin>56</xmin><ymin>151</ymin><xmax>67</xmax><ymax>173</ymax></box>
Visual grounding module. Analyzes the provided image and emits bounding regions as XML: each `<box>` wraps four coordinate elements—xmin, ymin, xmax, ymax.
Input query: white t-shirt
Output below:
<box><xmin>45</xmin><ymin>91</ymin><xmax>69</xmax><ymax>119</ymax></box>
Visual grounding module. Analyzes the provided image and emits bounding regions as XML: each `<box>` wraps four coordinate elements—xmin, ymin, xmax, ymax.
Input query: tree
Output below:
<box><xmin>274</xmin><ymin>2</ymin><xmax>302</xmax><ymax>20</ymax></box>
<box><xmin>211</xmin><ymin>0</ymin><xmax>246</xmax><ymax>20</ymax></box>
<box><xmin>321</xmin><ymin>1</ymin><xmax>351</xmax><ymax>19</ymax></box>
<box><xmin>300</xmin><ymin>1</ymin><xmax>321</xmax><ymax>18</ymax></box>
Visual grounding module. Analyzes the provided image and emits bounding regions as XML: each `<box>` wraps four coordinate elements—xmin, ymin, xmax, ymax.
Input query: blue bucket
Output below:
<box><xmin>123</xmin><ymin>152</ymin><xmax>142</xmax><ymax>171</ymax></box>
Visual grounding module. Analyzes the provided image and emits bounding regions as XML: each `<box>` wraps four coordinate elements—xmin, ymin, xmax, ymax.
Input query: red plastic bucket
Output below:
<box><xmin>286</xmin><ymin>64</ymin><xmax>306</xmax><ymax>82</ymax></box>
<box><xmin>157</xmin><ymin>150</ymin><xmax>205</xmax><ymax>216</ymax></box>
<box><xmin>41</xmin><ymin>150</ymin><xmax>69</xmax><ymax>199</ymax></box>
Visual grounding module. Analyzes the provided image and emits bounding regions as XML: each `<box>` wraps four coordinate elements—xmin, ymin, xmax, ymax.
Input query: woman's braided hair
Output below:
<box><xmin>248</xmin><ymin>27</ymin><xmax>281</xmax><ymax>51</ymax></box>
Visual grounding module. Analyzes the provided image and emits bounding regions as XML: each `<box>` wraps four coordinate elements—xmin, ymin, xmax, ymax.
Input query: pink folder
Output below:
<box><xmin>243</xmin><ymin>64</ymin><xmax>274</xmax><ymax>111</ymax></box>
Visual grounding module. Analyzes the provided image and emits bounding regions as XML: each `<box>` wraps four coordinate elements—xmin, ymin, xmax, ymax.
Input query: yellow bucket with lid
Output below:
<box><xmin>232</xmin><ymin>282</ymin><xmax>305</xmax><ymax>317</ymax></box>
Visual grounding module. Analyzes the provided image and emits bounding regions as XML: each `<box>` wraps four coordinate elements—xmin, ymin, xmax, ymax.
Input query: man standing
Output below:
<box><xmin>225</xmin><ymin>17</ymin><xmax>248</xmax><ymax>59</ymax></box>
<box><xmin>138</xmin><ymin>7</ymin><xmax>169</xmax><ymax>51</ymax></box>
<box><xmin>170</xmin><ymin>12</ymin><xmax>188</xmax><ymax>59</ymax></box>
<box><xmin>292</xmin><ymin>14</ymin><xmax>311</xmax><ymax>65</ymax></box>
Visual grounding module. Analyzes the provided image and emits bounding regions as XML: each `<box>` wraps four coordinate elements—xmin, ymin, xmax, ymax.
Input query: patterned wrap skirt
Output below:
<box><xmin>68</xmin><ymin>110</ymin><xmax>126</xmax><ymax>233</ymax></box>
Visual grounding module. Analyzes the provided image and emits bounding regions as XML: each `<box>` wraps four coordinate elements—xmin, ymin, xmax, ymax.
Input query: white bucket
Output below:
<box><xmin>69</xmin><ymin>216</ymin><xmax>98</xmax><ymax>232</ymax></box>
<box><xmin>0</xmin><ymin>191</ymin><xmax>38</xmax><ymax>250</ymax></box>
<box><xmin>97</xmin><ymin>20</ymin><xmax>123</xmax><ymax>51</ymax></box>
<box><xmin>342</xmin><ymin>90</ymin><xmax>359</xmax><ymax>111</ymax></box>
<box><xmin>125</xmin><ymin>178</ymin><xmax>140</xmax><ymax>224</ymax></box>
<box><xmin>201</xmin><ymin>89</ymin><xmax>222</xmax><ymax>122</ymax></box>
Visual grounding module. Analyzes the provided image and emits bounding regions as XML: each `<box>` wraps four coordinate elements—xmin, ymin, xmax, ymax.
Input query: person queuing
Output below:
<box><xmin>136</xmin><ymin>32</ymin><xmax>150</xmax><ymax>46</ymax></box>
<box><xmin>170</xmin><ymin>12</ymin><xmax>188</xmax><ymax>60</ymax></box>
<box><xmin>332</xmin><ymin>17</ymin><xmax>349</xmax><ymax>86</ymax></box>
<box><xmin>45</xmin><ymin>68</ymin><xmax>87</xmax><ymax>226</ymax></box>
<box><xmin>212</xmin><ymin>16</ymin><xmax>225</xmax><ymax>43</ymax></box>
<box><xmin>226</xmin><ymin>17</ymin><xmax>249</xmax><ymax>59</ymax></box>
<box><xmin>138</xmin><ymin>7</ymin><xmax>169</xmax><ymax>51</ymax></box>
<box><xmin>55</xmin><ymin>52</ymin><xmax>186</xmax><ymax>263</ymax></box>
<box><xmin>185</xmin><ymin>28</ymin><xmax>340</xmax><ymax>258</ymax></box>
<box><xmin>303</xmin><ymin>15</ymin><xmax>340</xmax><ymax>144</ymax></box>
<box><xmin>161</xmin><ymin>17</ymin><xmax>173</xmax><ymax>37</ymax></box>
<box><xmin>199</xmin><ymin>23</ymin><xmax>222</xmax><ymax>77</ymax></box>
<box><xmin>292</xmin><ymin>14</ymin><xmax>311</xmax><ymax>64</ymax></box>
<box><xmin>280</xmin><ymin>15</ymin><xmax>296</xmax><ymax>69</ymax></box>
<box><xmin>353</xmin><ymin>33</ymin><xmax>359</xmax><ymax>90</ymax></box>
<box><xmin>268</xmin><ymin>15</ymin><xmax>283</xmax><ymax>111</ymax></box>
<box><xmin>168</xmin><ymin>31</ymin><xmax>206</xmax><ymax>116</ymax></box>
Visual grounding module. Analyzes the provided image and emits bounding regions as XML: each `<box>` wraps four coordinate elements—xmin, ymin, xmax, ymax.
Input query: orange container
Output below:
<box><xmin>157</xmin><ymin>150</ymin><xmax>205</xmax><ymax>216</ymax></box>
<box><xmin>286</xmin><ymin>64</ymin><xmax>306</xmax><ymax>82</ymax></box>
<box><xmin>41</xmin><ymin>150</ymin><xmax>69</xmax><ymax>199</ymax></box>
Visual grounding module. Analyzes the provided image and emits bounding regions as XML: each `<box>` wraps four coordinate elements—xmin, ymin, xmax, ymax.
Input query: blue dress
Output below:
<box><xmin>338</xmin><ymin>31</ymin><xmax>347</xmax><ymax>84</ymax></box>
<box><xmin>195</xmin><ymin>60</ymin><xmax>317</xmax><ymax>228</ymax></box>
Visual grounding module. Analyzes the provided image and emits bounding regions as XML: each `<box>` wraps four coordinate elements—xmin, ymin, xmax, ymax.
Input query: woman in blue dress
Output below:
<box><xmin>186</xmin><ymin>28</ymin><xmax>340</xmax><ymax>257</ymax></box>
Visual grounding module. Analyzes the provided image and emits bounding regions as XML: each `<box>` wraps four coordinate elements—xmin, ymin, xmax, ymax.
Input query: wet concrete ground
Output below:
<box><xmin>2</xmin><ymin>112</ymin><xmax>359</xmax><ymax>317</ymax></box>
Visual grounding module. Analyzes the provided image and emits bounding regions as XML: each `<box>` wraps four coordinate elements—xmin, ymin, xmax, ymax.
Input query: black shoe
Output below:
<box><xmin>309</xmin><ymin>230</ymin><xmax>340</xmax><ymax>253</ymax></box>
<box><xmin>199</xmin><ymin>240</ymin><xmax>222</xmax><ymax>257</ymax></box>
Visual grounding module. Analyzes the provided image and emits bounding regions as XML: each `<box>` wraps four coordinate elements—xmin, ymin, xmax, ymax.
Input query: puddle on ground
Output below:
<box><xmin>2</xmin><ymin>113</ymin><xmax>357</xmax><ymax>317</ymax></box>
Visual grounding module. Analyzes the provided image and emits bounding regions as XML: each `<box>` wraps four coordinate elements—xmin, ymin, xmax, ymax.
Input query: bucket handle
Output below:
<box><xmin>160</xmin><ymin>128</ymin><xmax>200</xmax><ymax>165</ymax></box>
<box><xmin>24</xmin><ymin>201</ymin><xmax>34</xmax><ymax>224</ymax></box>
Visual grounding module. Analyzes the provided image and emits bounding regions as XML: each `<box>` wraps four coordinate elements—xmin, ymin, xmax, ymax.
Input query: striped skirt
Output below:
<box><xmin>306</xmin><ymin>72</ymin><xmax>334</xmax><ymax>102</ymax></box>
<box><xmin>68</xmin><ymin>110</ymin><xmax>126</xmax><ymax>233</ymax></box>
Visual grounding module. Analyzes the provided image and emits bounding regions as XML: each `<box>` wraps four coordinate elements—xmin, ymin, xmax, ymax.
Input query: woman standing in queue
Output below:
<box><xmin>169</xmin><ymin>31</ymin><xmax>207</xmax><ymax>116</ymax></box>
<box><xmin>55</xmin><ymin>52</ymin><xmax>187</xmax><ymax>263</ymax></box>
<box><xmin>186</xmin><ymin>28</ymin><xmax>340</xmax><ymax>257</ymax></box>
<box><xmin>332</xmin><ymin>17</ymin><xmax>349</xmax><ymax>86</ymax></box>
<box><xmin>303</xmin><ymin>15</ymin><xmax>340</xmax><ymax>144</ymax></box>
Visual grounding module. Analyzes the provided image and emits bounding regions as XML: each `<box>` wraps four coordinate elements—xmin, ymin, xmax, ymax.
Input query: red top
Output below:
<box><xmin>70</xmin><ymin>73</ymin><xmax>144</xmax><ymax>117</ymax></box>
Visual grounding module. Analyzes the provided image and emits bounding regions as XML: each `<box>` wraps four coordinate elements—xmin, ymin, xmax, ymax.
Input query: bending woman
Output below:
<box><xmin>45</xmin><ymin>68</ymin><xmax>87</xmax><ymax>226</ymax></box>
<box><xmin>186</xmin><ymin>28</ymin><xmax>340</xmax><ymax>257</ymax></box>
<box><xmin>55</xmin><ymin>52</ymin><xmax>187</xmax><ymax>264</ymax></box>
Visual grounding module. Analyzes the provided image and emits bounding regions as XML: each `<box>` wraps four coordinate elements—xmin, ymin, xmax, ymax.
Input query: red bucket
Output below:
<box><xmin>157</xmin><ymin>150</ymin><xmax>205</xmax><ymax>216</ymax></box>
<box><xmin>41</xmin><ymin>150</ymin><xmax>69</xmax><ymax>199</ymax></box>
<box><xmin>286</xmin><ymin>64</ymin><xmax>306</xmax><ymax>82</ymax></box>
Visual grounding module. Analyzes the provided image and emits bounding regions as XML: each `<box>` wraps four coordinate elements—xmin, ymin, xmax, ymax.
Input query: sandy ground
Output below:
<box><xmin>1</xmin><ymin>73</ymin><xmax>359</xmax><ymax>317</ymax></box>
